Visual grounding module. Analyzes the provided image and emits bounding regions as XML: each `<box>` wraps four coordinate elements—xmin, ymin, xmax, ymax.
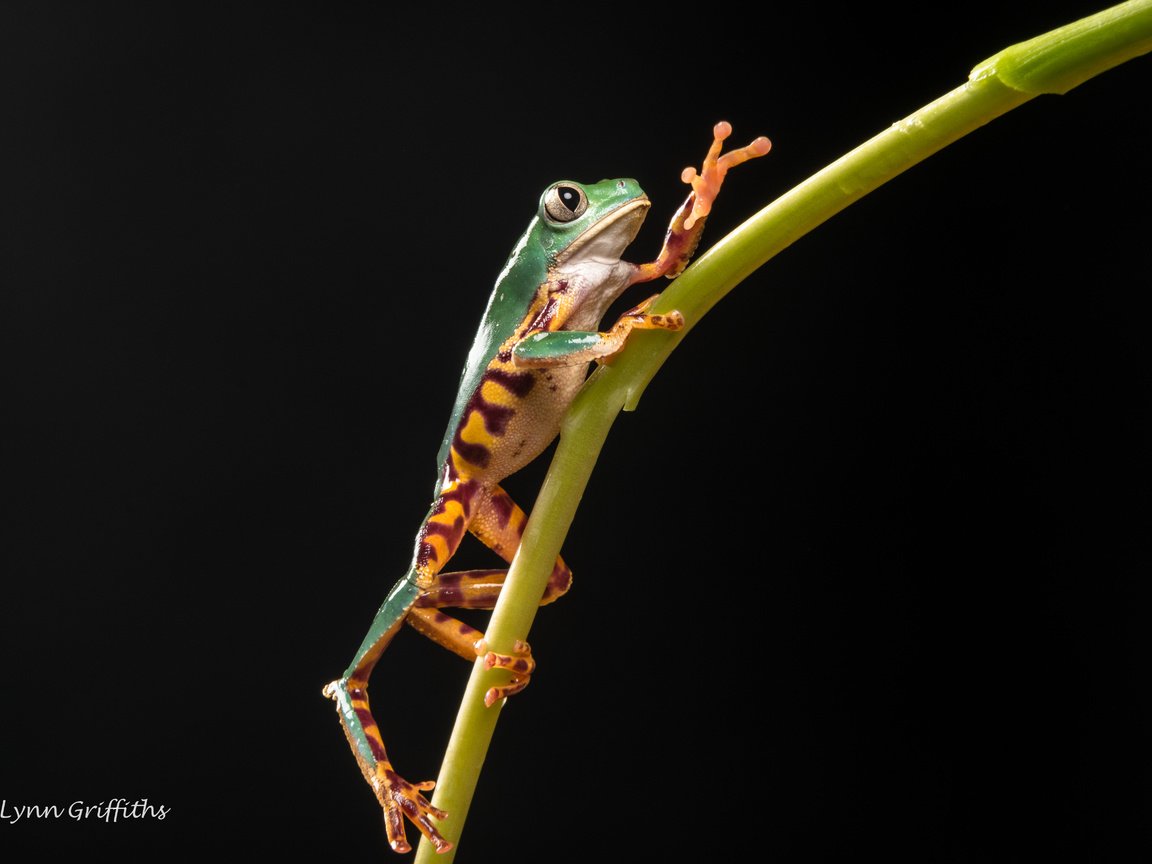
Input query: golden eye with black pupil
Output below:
<box><xmin>543</xmin><ymin>184</ymin><xmax>587</xmax><ymax>223</ymax></box>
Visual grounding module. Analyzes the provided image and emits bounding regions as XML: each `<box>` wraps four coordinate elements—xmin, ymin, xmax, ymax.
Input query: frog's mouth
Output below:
<box><xmin>554</xmin><ymin>196</ymin><xmax>651</xmax><ymax>266</ymax></box>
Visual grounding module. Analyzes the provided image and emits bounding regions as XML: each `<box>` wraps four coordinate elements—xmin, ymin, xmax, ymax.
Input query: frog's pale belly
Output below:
<box><xmin>450</xmin><ymin>258</ymin><xmax>637</xmax><ymax>489</ymax></box>
<box><xmin>480</xmin><ymin>361</ymin><xmax>589</xmax><ymax>485</ymax></box>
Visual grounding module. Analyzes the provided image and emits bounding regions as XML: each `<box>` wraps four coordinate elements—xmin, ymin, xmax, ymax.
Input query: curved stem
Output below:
<box><xmin>415</xmin><ymin>2</ymin><xmax>1152</xmax><ymax>859</ymax></box>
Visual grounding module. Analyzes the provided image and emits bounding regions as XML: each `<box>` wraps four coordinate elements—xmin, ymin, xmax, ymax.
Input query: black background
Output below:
<box><xmin>2</xmin><ymin>3</ymin><xmax>1149</xmax><ymax>861</ymax></box>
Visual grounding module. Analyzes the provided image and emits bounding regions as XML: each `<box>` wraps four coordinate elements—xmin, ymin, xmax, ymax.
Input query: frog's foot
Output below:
<box><xmin>681</xmin><ymin>121</ymin><xmax>772</xmax><ymax>230</ymax></box>
<box><xmin>323</xmin><ymin>676</ymin><xmax>453</xmax><ymax>855</ymax></box>
<box><xmin>371</xmin><ymin>764</ymin><xmax>452</xmax><ymax>855</ymax></box>
<box><xmin>476</xmin><ymin>639</ymin><xmax>535</xmax><ymax>707</ymax></box>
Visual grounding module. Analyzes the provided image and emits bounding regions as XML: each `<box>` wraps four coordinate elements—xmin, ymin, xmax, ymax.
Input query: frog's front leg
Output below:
<box><xmin>632</xmin><ymin>120</ymin><xmax>771</xmax><ymax>283</ymax></box>
<box><xmin>511</xmin><ymin>295</ymin><xmax>684</xmax><ymax>368</ymax></box>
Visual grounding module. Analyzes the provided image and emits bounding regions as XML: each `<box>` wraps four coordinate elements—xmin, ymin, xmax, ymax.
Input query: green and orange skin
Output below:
<box><xmin>323</xmin><ymin>122</ymin><xmax>770</xmax><ymax>855</ymax></box>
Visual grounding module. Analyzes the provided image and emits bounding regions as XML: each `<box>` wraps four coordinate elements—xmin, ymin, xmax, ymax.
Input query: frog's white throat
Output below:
<box><xmin>553</xmin><ymin>197</ymin><xmax>650</xmax><ymax>268</ymax></box>
<box><xmin>550</xmin><ymin>198</ymin><xmax>652</xmax><ymax>331</ymax></box>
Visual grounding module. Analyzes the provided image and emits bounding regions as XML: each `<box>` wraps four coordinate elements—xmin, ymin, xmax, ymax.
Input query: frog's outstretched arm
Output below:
<box><xmin>634</xmin><ymin>121</ymin><xmax>771</xmax><ymax>281</ymax></box>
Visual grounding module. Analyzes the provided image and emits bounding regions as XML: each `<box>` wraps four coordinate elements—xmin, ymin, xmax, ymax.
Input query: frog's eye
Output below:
<box><xmin>543</xmin><ymin>184</ymin><xmax>588</xmax><ymax>223</ymax></box>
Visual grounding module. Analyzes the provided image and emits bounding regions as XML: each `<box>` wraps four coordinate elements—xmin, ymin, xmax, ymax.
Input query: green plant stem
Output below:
<box><xmin>416</xmin><ymin>2</ymin><xmax>1152</xmax><ymax>859</ymax></box>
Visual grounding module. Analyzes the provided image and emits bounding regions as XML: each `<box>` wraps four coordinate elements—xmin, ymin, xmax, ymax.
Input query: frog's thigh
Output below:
<box><xmin>461</xmin><ymin>483</ymin><xmax>572</xmax><ymax>604</ymax></box>
<box><xmin>413</xmin><ymin>483</ymin><xmax>572</xmax><ymax>610</ymax></box>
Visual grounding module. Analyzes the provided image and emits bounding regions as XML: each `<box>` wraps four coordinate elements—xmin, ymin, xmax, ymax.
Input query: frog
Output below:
<box><xmin>324</xmin><ymin>122</ymin><xmax>771</xmax><ymax>854</ymax></box>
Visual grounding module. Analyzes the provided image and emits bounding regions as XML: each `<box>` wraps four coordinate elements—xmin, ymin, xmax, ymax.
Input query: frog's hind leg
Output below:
<box><xmin>323</xmin><ymin>577</ymin><xmax>452</xmax><ymax>854</ymax></box>
<box><xmin>407</xmin><ymin>482</ymin><xmax>571</xmax><ymax>704</ymax></box>
<box><xmin>323</xmin><ymin>476</ymin><xmax>483</xmax><ymax>854</ymax></box>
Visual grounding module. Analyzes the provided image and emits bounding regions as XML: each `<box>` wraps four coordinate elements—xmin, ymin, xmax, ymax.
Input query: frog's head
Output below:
<box><xmin>535</xmin><ymin>178</ymin><xmax>649</xmax><ymax>266</ymax></box>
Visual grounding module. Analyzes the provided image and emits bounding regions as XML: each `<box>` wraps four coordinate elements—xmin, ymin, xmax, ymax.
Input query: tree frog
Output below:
<box><xmin>324</xmin><ymin>122</ymin><xmax>770</xmax><ymax>854</ymax></box>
